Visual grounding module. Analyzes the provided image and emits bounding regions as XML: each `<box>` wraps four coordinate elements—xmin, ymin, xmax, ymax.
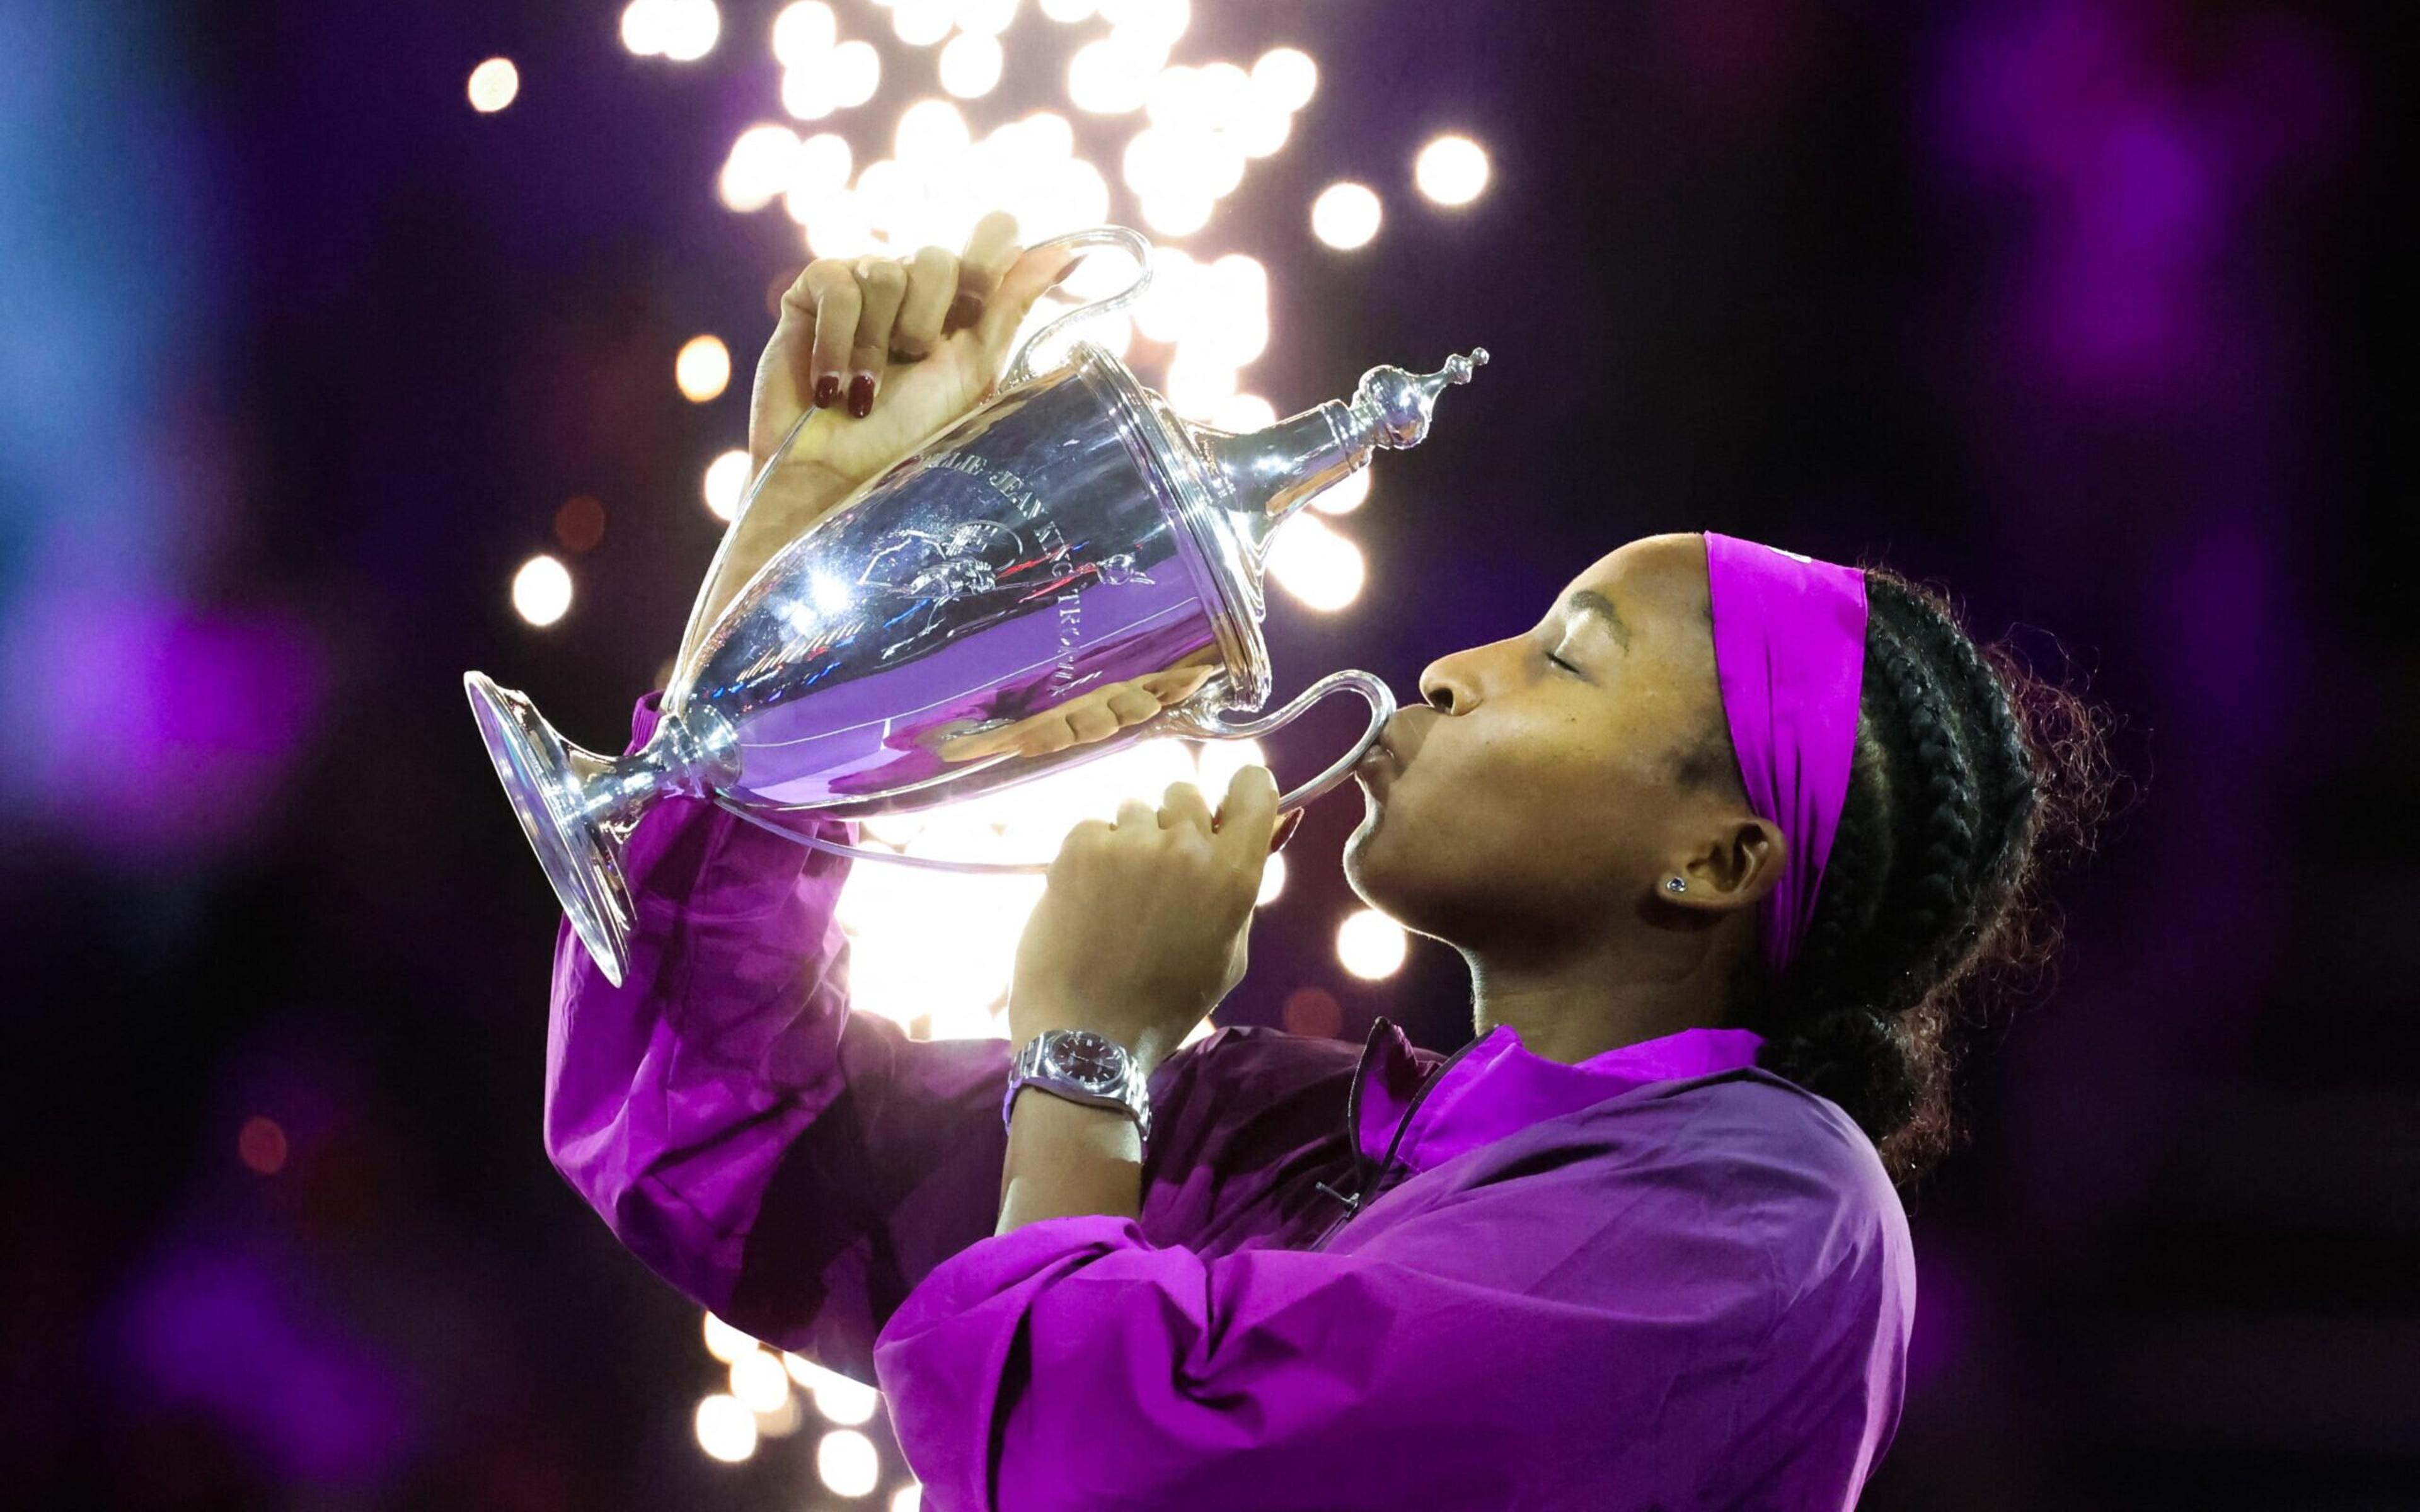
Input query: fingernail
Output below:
<box><xmin>1044</xmin><ymin>254</ymin><xmax>1089</xmax><ymax>293</ymax></box>
<box><xmin>944</xmin><ymin>292</ymin><xmax>984</xmax><ymax>334</ymax></box>
<box><xmin>814</xmin><ymin>373</ymin><xmax>840</xmax><ymax>409</ymax></box>
<box><xmin>1270</xmin><ymin>810</ymin><xmax>1305</xmax><ymax>854</ymax></box>
<box><xmin>848</xmin><ymin>372</ymin><xmax>875</xmax><ymax>418</ymax></box>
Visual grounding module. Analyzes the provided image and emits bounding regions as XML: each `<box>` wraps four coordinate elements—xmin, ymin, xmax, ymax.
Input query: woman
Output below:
<box><xmin>543</xmin><ymin>215</ymin><xmax>2103</xmax><ymax>1510</ymax></box>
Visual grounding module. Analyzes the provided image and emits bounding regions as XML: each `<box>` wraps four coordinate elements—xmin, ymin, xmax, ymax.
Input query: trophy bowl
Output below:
<box><xmin>466</xmin><ymin>230</ymin><xmax>1485</xmax><ymax>986</ymax></box>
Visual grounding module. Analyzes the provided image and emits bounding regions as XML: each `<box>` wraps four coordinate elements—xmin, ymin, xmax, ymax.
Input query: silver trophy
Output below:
<box><xmin>465</xmin><ymin>227</ymin><xmax>1485</xmax><ymax>986</ymax></box>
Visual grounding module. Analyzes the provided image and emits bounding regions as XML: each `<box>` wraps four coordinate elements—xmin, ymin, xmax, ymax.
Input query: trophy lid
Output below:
<box><xmin>1068</xmin><ymin>343</ymin><xmax>1485</xmax><ymax>712</ymax></box>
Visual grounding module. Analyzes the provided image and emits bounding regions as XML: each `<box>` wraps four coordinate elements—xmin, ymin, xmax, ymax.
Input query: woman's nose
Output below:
<box><xmin>1419</xmin><ymin>653</ymin><xmax>1478</xmax><ymax>714</ymax></box>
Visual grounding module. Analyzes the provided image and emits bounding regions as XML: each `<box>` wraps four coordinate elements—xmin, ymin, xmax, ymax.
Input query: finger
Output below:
<box><xmin>1063</xmin><ymin>699</ymin><xmax>1121</xmax><ymax>745</ymax></box>
<box><xmin>1139</xmin><ymin>665</ymin><xmax>1216</xmax><ymax>707</ymax></box>
<box><xmin>757</xmin><ymin>266</ymin><xmax>820</xmax><ymax>461</ymax></box>
<box><xmin>802</xmin><ymin>260</ymin><xmax>860</xmax><ymax>410</ymax></box>
<box><xmin>1105</xmin><ymin>684</ymin><xmax>1162</xmax><ymax>729</ymax></box>
<box><xmin>977</xmin><ymin>243</ymin><xmax>1086</xmax><ymax>367</ymax></box>
<box><xmin>1161</xmin><ymin>782</ymin><xmax>1213</xmax><ymax>837</ymax></box>
<box><xmin>848</xmin><ymin>257</ymin><xmax>909</xmax><ymax>418</ymax></box>
<box><xmin>1213</xmin><ymin>764</ymin><xmax>1282</xmax><ymax>868</ymax></box>
<box><xmin>948</xmin><ymin>210</ymin><xmax>1020</xmax><ymax>335</ymax></box>
<box><xmin>893</xmin><ymin>246</ymin><xmax>957</xmax><ymax>360</ymax></box>
<box><xmin>1115</xmin><ymin>797</ymin><xmax>1157</xmax><ymax>833</ymax></box>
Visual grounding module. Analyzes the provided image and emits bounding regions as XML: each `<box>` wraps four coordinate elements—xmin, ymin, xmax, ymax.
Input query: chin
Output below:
<box><xmin>1340</xmin><ymin>792</ymin><xmax>1433</xmax><ymax>927</ymax></box>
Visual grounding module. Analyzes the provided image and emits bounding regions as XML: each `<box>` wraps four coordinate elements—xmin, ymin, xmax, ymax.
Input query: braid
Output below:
<box><xmin>1742</xmin><ymin>566</ymin><xmax>2112</xmax><ymax>1186</ymax></box>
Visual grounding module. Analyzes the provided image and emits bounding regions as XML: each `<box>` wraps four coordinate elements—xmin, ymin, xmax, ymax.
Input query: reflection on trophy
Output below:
<box><xmin>464</xmin><ymin>233</ymin><xmax>1485</xmax><ymax>985</ymax></box>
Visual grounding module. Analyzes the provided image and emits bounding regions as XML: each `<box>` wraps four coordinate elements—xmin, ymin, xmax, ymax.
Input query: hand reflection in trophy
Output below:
<box><xmin>466</xmin><ymin>213</ymin><xmax>1483</xmax><ymax>985</ymax></box>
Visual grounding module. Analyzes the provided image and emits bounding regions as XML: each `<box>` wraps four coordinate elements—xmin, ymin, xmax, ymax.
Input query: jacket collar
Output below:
<box><xmin>1347</xmin><ymin>1016</ymin><xmax>1767</xmax><ymax>1179</ymax></box>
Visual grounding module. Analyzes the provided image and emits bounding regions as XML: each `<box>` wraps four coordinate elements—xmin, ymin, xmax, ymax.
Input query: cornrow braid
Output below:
<box><xmin>1730</xmin><ymin>566</ymin><xmax>2110</xmax><ymax>1185</ymax></box>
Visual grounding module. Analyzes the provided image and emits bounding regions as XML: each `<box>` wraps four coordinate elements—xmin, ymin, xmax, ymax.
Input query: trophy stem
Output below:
<box><xmin>464</xmin><ymin>672</ymin><xmax>697</xmax><ymax>988</ymax></box>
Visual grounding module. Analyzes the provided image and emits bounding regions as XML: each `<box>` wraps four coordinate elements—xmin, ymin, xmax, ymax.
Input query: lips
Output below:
<box><xmin>1356</xmin><ymin>709</ymin><xmax>1426</xmax><ymax>786</ymax></box>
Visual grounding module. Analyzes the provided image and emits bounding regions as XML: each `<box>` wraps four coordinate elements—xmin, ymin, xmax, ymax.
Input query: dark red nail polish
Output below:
<box><xmin>813</xmin><ymin>374</ymin><xmax>839</xmax><ymax>408</ymax></box>
<box><xmin>1044</xmin><ymin>254</ymin><xmax>1089</xmax><ymax>293</ymax></box>
<box><xmin>1270</xmin><ymin>810</ymin><xmax>1305</xmax><ymax>854</ymax></box>
<box><xmin>848</xmin><ymin>373</ymin><xmax>875</xmax><ymax>418</ymax></box>
<box><xmin>944</xmin><ymin>292</ymin><xmax>984</xmax><ymax>333</ymax></box>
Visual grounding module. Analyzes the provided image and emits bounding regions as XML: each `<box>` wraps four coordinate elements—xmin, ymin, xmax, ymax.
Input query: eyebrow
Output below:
<box><xmin>1564</xmin><ymin>589</ymin><xmax>1632</xmax><ymax>647</ymax></box>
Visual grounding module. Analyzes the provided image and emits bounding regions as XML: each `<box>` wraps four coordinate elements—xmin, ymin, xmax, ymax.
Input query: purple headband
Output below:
<box><xmin>1702</xmin><ymin>532</ymin><xmax>1870</xmax><ymax>980</ymax></box>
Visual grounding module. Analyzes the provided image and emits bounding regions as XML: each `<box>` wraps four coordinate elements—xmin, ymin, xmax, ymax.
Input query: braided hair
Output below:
<box><xmin>1713</xmin><ymin>566</ymin><xmax>2111</xmax><ymax>1185</ymax></box>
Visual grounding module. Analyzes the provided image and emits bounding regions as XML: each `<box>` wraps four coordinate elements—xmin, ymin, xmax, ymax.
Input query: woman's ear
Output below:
<box><xmin>1657</xmin><ymin>818</ymin><xmax>1789</xmax><ymax>913</ymax></box>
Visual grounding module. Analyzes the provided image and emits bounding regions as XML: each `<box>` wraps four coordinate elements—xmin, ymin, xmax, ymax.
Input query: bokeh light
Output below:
<box><xmin>1265</xmin><ymin>513</ymin><xmax>1365</xmax><ymax>610</ymax></box>
<box><xmin>730</xmin><ymin>1348</ymin><xmax>792</xmax><ymax>1412</ymax></box>
<box><xmin>1257</xmin><ymin>851</ymin><xmax>1287</xmax><ymax>906</ymax></box>
<box><xmin>1337</xmin><ymin>908</ymin><xmax>1409</xmax><ymax>979</ymax></box>
<box><xmin>703</xmin><ymin>1312</ymin><xmax>758</xmax><ymax>1363</ymax></box>
<box><xmin>1310</xmin><ymin>466</ymin><xmax>1370</xmax><ymax>515</ymax></box>
<box><xmin>720</xmin><ymin>123</ymin><xmax>802</xmax><ymax>210</ymax></box>
<box><xmin>1311</xmin><ymin>181</ymin><xmax>1381</xmax><ymax>249</ymax></box>
<box><xmin>703</xmin><ymin>449</ymin><xmax>753</xmax><ymax>520</ymax></box>
<box><xmin>816</xmin><ymin>1428</ymin><xmax>880</xmax><ymax>1496</ymax></box>
<box><xmin>694</xmin><ymin>1394</ymin><xmax>758</xmax><ymax>1462</ymax></box>
<box><xmin>676</xmin><ymin>334</ymin><xmax>732</xmax><ymax>401</ymax></box>
<box><xmin>1414</xmin><ymin>134</ymin><xmax>1490</xmax><ymax>206</ymax></box>
<box><xmin>466</xmin><ymin>58</ymin><xmax>520</xmax><ymax>113</ymax></box>
<box><xmin>939</xmin><ymin>32</ymin><xmax>1005</xmax><ymax>97</ymax></box>
<box><xmin>236</xmin><ymin>1115</ymin><xmax>288</xmax><ymax>1174</ymax></box>
<box><xmin>510</xmin><ymin>555</ymin><xmax>572</xmax><ymax>627</ymax></box>
<box><xmin>1250</xmin><ymin>47</ymin><xmax>1317</xmax><ymax>112</ymax></box>
<box><xmin>890</xmin><ymin>1486</ymin><xmax>925</xmax><ymax>1512</ymax></box>
<box><xmin>771</xmin><ymin>1</ymin><xmax>836</xmax><ymax>65</ymax></box>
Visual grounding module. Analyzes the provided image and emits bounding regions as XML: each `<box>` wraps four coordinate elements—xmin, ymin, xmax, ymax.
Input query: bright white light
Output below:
<box><xmin>703</xmin><ymin>1312</ymin><xmax>758</xmax><ymax>1363</ymax></box>
<box><xmin>1311</xmin><ymin>181</ymin><xmax>1381</xmax><ymax>249</ymax></box>
<box><xmin>1039</xmin><ymin>0</ymin><xmax>1095</xmax><ymax>19</ymax></box>
<box><xmin>772</xmin><ymin>1</ymin><xmax>837</xmax><ymax>64</ymax></box>
<box><xmin>890</xmin><ymin>1487</ymin><xmax>924</xmax><ymax>1512</ymax></box>
<box><xmin>1067</xmin><ymin>38</ymin><xmax>1155</xmax><ymax>114</ymax></box>
<box><xmin>1210</xmin><ymin>392</ymin><xmax>1277</xmax><ymax>432</ymax></box>
<box><xmin>621</xmin><ymin>0</ymin><xmax>669</xmax><ymax>55</ymax></box>
<box><xmin>659</xmin><ymin>0</ymin><xmax>722</xmax><ymax>61</ymax></box>
<box><xmin>676</xmin><ymin>334</ymin><xmax>732</xmax><ymax>402</ymax></box>
<box><xmin>1141</xmin><ymin>190</ymin><xmax>1213</xmax><ymax>238</ymax></box>
<box><xmin>1257</xmin><ymin>851</ymin><xmax>1288</xmax><ymax>906</ymax></box>
<box><xmin>803</xmin><ymin>188</ymin><xmax>877</xmax><ymax>258</ymax></box>
<box><xmin>1265</xmin><ymin>513</ymin><xmax>1365</xmax><ymax>611</ymax></box>
<box><xmin>954</xmin><ymin>0</ymin><xmax>1020</xmax><ymax>35</ymax></box>
<box><xmin>831</xmin><ymin>39</ymin><xmax>882</xmax><ymax>105</ymax></box>
<box><xmin>1102</xmin><ymin>0</ymin><xmax>1187</xmax><ymax>49</ymax></box>
<box><xmin>896</xmin><ymin>98</ymin><xmax>971</xmax><ymax>166</ymax></box>
<box><xmin>818</xmin><ymin>1428</ymin><xmax>881</xmax><ymax>1497</ymax></box>
<box><xmin>720</xmin><ymin>123</ymin><xmax>800</xmax><ymax>211</ymax></box>
<box><xmin>730</xmin><ymin>1348</ymin><xmax>792</xmax><ymax>1412</ymax></box>
<box><xmin>782</xmin><ymin>64</ymin><xmax>839</xmax><ymax>120</ymax></box>
<box><xmin>1310</xmin><ymin>466</ymin><xmax>1371</xmax><ymax>515</ymax></box>
<box><xmin>784</xmin><ymin>132</ymin><xmax>855</xmax><ymax>220</ymax></box>
<box><xmin>1233</xmin><ymin>105</ymin><xmax>1290</xmax><ymax>159</ymax></box>
<box><xmin>704</xmin><ymin>449</ymin><xmax>754</xmax><ymax>520</ymax></box>
<box><xmin>938</xmin><ymin>32</ymin><xmax>1005</xmax><ymax>98</ymax></box>
<box><xmin>694</xmin><ymin>1394</ymin><xmax>759</xmax><ymax>1462</ymax></box>
<box><xmin>1415</xmin><ymin>134</ymin><xmax>1490</xmax><ymax>206</ymax></box>
<box><xmin>1163</xmin><ymin>353</ymin><xmax>1236</xmax><ymax>419</ymax></box>
<box><xmin>813</xmin><ymin>1371</ymin><xmax>882</xmax><ymax>1426</ymax></box>
<box><xmin>783</xmin><ymin>1351</ymin><xmax>827</xmax><ymax>1387</ymax></box>
<box><xmin>891</xmin><ymin>0</ymin><xmax>954</xmax><ymax>46</ymax></box>
<box><xmin>511</xmin><ymin>555</ymin><xmax>573</xmax><ymax>627</ymax></box>
<box><xmin>1250</xmin><ymin>47</ymin><xmax>1318</xmax><ymax>112</ymax></box>
<box><xmin>1337</xmin><ymin>908</ymin><xmax>1409</xmax><ymax>979</ymax></box>
<box><xmin>467</xmin><ymin>58</ymin><xmax>520</xmax><ymax>113</ymax></box>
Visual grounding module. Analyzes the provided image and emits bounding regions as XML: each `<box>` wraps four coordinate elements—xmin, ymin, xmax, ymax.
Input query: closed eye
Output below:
<box><xmin>1544</xmin><ymin>649</ymin><xmax>1582</xmax><ymax>675</ymax></box>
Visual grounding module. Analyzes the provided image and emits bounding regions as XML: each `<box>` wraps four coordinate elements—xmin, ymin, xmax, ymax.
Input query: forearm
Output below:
<box><xmin>676</xmin><ymin>453</ymin><xmax>858</xmax><ymax>671</ymax></box>
<box><xmin>996</xmin><ymin>1089</ymin><xmax>1145</xmax><ymax>1235</ymax></box>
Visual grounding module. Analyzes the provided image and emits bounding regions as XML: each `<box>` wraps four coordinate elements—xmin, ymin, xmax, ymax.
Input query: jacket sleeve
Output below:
<box><xmin>543</xmin><ymin>692</ymin><xmax>1013</xmax><ymax>1381</ymax></box>
<box><xmin>870</xmin><ymin>1100</ymin><xmax>1910</xmax><ymax>1512</ymax></box>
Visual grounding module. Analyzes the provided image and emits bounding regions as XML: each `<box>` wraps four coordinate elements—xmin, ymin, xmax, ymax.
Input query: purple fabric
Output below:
<box><xmin>543</xmin><ymin>692</ymin><xmax>1914</xmax><ymax>1509</ymax></box>
<box><xmin>1702</xmin><ymin>532</ymin><xmax>1872</xmax><ymax>979</ymax></box>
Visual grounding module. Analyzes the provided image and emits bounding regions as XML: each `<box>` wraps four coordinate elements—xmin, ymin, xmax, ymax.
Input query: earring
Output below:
<box><xmin>1664</xmin><ymin>876</ymin><xmax>1688</xmax><ymax>894</ymax></box>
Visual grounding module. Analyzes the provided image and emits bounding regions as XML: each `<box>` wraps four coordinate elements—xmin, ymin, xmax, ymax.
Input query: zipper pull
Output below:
<box><xmin>1313</xmin><ymin>1179</ymin><xmax>1364</xmax><ymax>1215</ymax></box>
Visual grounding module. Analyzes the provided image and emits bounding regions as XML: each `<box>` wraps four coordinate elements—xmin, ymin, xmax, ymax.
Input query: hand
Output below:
<box><xmin>751</xmin><ymin>210</ymin><xmax>1080</xmax><ymax>486</ymax></box>
<box><xmin>935</xmin><ymin>664</ymin><xmax>1216</xmax><ymax>764</ymax></box>
<box><xmin>1008</xmin><ymin>765</ymin><xmax>1286</xmax><ymax>1072</ymax></box>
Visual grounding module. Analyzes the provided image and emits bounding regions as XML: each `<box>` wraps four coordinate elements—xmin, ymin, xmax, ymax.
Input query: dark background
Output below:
<box><xmin>1</xmin><ymin>0</ymin><xmax>2407</xmax><ymax>1507</ymax></box>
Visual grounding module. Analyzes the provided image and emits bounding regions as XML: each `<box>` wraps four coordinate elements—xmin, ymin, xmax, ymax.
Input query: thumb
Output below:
<box><xmin>976</xmin><ymin>244</ymin><xmax>1083</xmax><ymax>367</ymax></box>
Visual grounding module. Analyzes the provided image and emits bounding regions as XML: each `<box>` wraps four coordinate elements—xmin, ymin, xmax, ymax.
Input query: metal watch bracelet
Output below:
<box><xmin>1001</xmin><ymin>1028</ymin><xmax>1153</xmax><ymax>1143</ymax></box>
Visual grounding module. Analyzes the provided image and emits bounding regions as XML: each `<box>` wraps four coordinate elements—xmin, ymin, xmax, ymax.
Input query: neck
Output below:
<box><xmin>1460</xmin><ymin>918</ymin><xmax>1744</xmax><ymax>1066</ymax></box>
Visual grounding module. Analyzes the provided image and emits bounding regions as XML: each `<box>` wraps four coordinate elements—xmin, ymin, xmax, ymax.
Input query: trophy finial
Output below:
<box><xmin>1350</xmin><ymin>348</ymin><xmax>1490</xmax><ymax>449</ymax></box>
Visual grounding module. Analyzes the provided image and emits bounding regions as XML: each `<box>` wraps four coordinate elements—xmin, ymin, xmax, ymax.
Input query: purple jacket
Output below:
<box><xmin>545</xmin><ymin>696</ymin><xmax>1915</xmax><ymax>1510</ymax></box>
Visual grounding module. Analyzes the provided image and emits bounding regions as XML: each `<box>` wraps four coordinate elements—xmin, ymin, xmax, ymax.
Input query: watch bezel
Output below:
<box><xmin>1039</xmin><ymin>1028</ymin><xmax>1131</xmax><ymax>1093</ymax></box>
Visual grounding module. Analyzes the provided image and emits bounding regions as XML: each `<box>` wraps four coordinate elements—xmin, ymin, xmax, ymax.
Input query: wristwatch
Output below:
<box><xmin>1002</xmin><ymin>1028</ymin><xmax>1153</xmax><ymax>1143</ymax></box>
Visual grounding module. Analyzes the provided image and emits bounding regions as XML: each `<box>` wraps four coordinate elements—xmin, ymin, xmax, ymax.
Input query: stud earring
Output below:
<box><xmin>1664</xmin><ymin>876</ymin><xmax>1688</xmax><ymax>894</ymax></box>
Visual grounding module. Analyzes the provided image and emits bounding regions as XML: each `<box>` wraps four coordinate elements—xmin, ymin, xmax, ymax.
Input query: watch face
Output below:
<box><xmin>1045</xmin><ymin>1031</ymin><xmax>1126</xmax><ymax>1091</ymax></box>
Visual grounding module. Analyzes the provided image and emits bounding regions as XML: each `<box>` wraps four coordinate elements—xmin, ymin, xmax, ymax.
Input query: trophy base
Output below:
<box><xmin>463</xmin><ymin>672</ymin><xmax>634</xmax><ymax>988</ymax></box>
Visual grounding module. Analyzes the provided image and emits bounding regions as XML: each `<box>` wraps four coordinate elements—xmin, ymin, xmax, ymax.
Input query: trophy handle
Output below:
<box><xmin>1000</xmin><ymin>226</ymin><xmax>1156</xmax><ymax>390</ymax></box>
<box><xmin>715</xmin><ymin>668</ymin><xmax>1397</xmax><ymax>876</ymax></box>
<box><xmin>1158</xmin><ymin>668</ymin><xmax>1398</xmax><ymax>815</ymax></box>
